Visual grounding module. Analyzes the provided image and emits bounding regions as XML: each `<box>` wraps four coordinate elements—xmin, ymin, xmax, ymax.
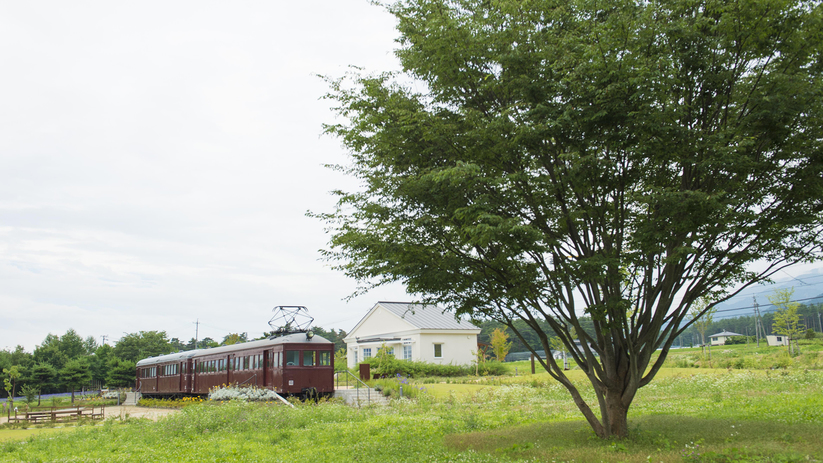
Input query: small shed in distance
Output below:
<box><xmin>344</xmin><ymin>301</ymin><xmax>481</xmax><ymax>369</ymax></box>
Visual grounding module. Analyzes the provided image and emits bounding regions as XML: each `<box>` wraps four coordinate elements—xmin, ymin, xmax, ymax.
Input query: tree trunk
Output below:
<box><xmin>557</xmin><ymin>370</ymin><xmax>637</xmax><ymax>439</ymax></box>
<box><xmin>603</xmin><ymin>393</ymin><xmax>630</xmax><ymax>439</ymax></box>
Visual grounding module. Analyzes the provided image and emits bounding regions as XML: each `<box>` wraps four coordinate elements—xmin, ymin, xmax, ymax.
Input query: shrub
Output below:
<box><xmin>476</xmin><ymin>361</ymin><xmax>507</xmax><ymax>376</ymax></box>
<box><xmin>373</xmin><ymin>375</ymin><xmax>426</xmax><ymax>399</ymax></box>
<box><xmin>20</xmin><ymin>384</ymin><xmax>38</xmax><ymax>404</ymax></box>
<box><xmin>208</xmin><ymin>385</ymin><xmax>283</xmax><ymax>402</ymax></box>
<box><xmin>138</xmin><ymin>396</ymin><xmax>205</xmax><ymax>408</ymax></box>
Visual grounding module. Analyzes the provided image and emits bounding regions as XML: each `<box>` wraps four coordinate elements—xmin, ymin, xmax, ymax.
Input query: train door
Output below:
<box><xmin>262</xmin><ymin>351</ymin><xmax>268</xmax><ymax>387</ymax></box>
<box><xmin>183</xmin><ymin>360</ymin><xmax>191</xmax><ymax>393</ymax></box>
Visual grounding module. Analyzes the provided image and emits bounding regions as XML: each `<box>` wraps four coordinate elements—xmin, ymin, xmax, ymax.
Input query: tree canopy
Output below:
<box><xmin>113</xmin><ymin>331</ymin><xmax>173</xmax><ymax>363</ymax></box>
<box><xmin>318</xmin><ymin>0</ymin><xmax>823</xmax><ymax>438</ymax></box>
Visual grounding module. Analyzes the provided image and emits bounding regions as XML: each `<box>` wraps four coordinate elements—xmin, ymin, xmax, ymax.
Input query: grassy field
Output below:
<box><xmin>0</xmin><ymin>428</ymin><xmax>68</xmax><ymax>443</ymax></box>
<box><xmin>1</xmin><ymin>367</ymin><xmax>821</xmax><ymax>462</ymax></box>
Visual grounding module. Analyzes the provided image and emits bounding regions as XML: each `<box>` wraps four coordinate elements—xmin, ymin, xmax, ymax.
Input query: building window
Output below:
<box><xmin>434</xmin><ymin>344</ymin><xmax>442</xmax><ymax>358</ymax></box>
<box><xmin>403</xmin><ymin>345</ymin><xmax>412</xmax><ymax>360</ymax></box>
<box><xmin>354</xmin><ymin>349</ymin><xmax>358</xmax><ymax>364</ymax></box>
<box><xmin>363</xmin><ymin>348</ymin><xmax>372</xmax><ymax>359</ymax></box>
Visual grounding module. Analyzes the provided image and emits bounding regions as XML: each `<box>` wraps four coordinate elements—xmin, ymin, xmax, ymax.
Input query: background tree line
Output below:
<box><xmin>477</xmin><ymin>302</ymin><xmax>823</xmax><ymax>355</ymax></box>
<box><xmin>0</xmin><ymin>326</ymin><xmax>348</xmax><ymax>399</ymax></box>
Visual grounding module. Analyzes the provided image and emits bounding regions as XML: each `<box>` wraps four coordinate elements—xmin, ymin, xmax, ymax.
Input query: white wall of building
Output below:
<box><xmin>344</xmin><ymin>303</ymin><xmax>480</xmax><ymax>368</ymax></box>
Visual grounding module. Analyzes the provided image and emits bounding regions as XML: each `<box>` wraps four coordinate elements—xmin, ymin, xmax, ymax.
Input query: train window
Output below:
<box><xmin>259</xmin><ymin>354</ymin><xmax>263</xmax><ymax>368</ymax></box>
<box><xmin>303</xmin><ymin>351</ymin><xmax>315</xmax><ymax>366</ymax></box>
<box><xmin>275</xmin><ymin>352</ymin><xmax>281</xmax><ymax>368</ymax></box>
<box><xmin>221</xmin><ymin>359</ymin><xmax>226</xmax><ymax>371</ymax></box>
<box><xmin>285</xmin><ymin>351</ymin><xmax>299</xmax><ymax>366</ymax></box>
<box><xmin>319</xmin><ymin>351</ymin><xmax>331</xmax><ymax>366</ymax></box>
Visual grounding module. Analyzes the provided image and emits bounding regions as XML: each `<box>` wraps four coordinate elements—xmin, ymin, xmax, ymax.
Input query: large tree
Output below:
<box><xmin>60</xmin><ymin>359</ymin><xmax>92</xmax><ymax>404</ymax></box>
<box><xmin>106</xmin><ymin>358</ymin><xmax>136</xmax><ymax>389</ymax></box>
<box><xmin>28</xmin><ymin>363</ymin><xmax>57</xmax><ymax>406</ymax></box>
<box><xmin>317</xmin><ymin>0</ymin><xmax>823</xmax><ymax>438</ymax></box>
<box><xmin>113</xmin><ymin>331</ymin><xmax>173</xmax><ymax>363</ymax></box>
<box><xmin>770</xmin><ymin>288</ymin><xmax>804</xmax><ymax>354</ymax></box>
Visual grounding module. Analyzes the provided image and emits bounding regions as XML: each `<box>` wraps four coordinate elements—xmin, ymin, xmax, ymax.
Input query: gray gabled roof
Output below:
<box><xmin>376</xmin><ymin>301</ymin><xmax>479</xmax><ymax>331</ymax></box>
<box><xmin>709</xmin><ymin>330</ymin><xmax>744</xmax><ymax>338</ymax></box>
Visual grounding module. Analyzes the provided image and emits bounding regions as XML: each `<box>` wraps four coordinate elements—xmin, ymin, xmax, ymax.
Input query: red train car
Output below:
<box><xmin>136</xmin><ymin>332</ymin><xmax>334</xmax><ymax>399</ymax></box>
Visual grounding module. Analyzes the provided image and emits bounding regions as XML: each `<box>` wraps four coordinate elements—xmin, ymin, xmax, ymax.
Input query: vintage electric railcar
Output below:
<box><xmin>135</xmin><ymin>333</ymin><xmax>334</xmax><ymax>399</ymax></box>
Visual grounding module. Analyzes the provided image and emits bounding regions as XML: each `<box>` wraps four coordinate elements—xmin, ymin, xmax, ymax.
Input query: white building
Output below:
<box><xmin>709</xmin><ymin>330</ymin><xmax>744</xmax><ymax>346</ymax></box>
<box><xmin>766</xmin><ymin>335</ymin><xmax>791</xmax><ymax>347</ymax></box>
<box><xmin>344</xmin><ymin>301</ymin><xmax>481</xmax><ymax>369</ymax></box>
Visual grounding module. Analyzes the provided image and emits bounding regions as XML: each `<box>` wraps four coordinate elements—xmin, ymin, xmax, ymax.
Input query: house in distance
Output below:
<box><xmin>344</xmin><ymin>301</ymin><xmax>481</xmax><ymax>369</ymax></box>
<box><xmin>709</xmin><ymin>330</ymin><xmax>744</xmax><ymax>346</ymax></box>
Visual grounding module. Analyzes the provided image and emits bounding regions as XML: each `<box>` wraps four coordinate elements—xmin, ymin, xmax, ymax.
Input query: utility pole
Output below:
<box><xmin>100</xmin><ymin>335</ymin><xmax>108</xmax><ymax>346</ymax></box>
<box><xmin>193</xmin><ymin>319</ymin><xmax>200</xmax><ymax>350</ymax></box>
<box><xmin>753</xmin><ymin>296</ymin><xmax>766</xmax><ymax>347</ymax></box>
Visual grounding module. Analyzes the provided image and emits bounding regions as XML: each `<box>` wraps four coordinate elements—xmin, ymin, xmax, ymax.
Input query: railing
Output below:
<box><xmin>239</xmin><ymin>374</ymin><xmax>257</xmax><ymax>386</ymax></box>
<box><xmin>335</xmin><ymin>370</ymin><xmax>370</xmax><ymax>406</ymax></box>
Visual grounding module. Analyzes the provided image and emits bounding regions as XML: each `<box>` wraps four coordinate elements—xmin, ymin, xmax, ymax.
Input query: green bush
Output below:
<box><xmin>372</xmin><ymin>375</ymin><xmax>426</xmax><ymax>399</ymax></box>
<box><xmin>476</xmin><ymin>361</ymin><xmax>507</xmax><ymax>376</ymax></box>
<box><xmin>363</xmin><ymin>358</ymin><xmax>484</xmax><ymax>377</ymax></box>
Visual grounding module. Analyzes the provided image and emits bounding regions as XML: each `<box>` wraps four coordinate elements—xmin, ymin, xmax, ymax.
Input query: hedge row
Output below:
<box><xmin>360</xmin><ymin>357</ymin><xmax>507</xmax><ymax>377</ymax></box>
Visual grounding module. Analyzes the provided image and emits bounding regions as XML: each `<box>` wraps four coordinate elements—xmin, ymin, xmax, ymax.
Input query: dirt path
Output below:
<box><xmin>0</xmin><ymin>405</ymin><xmax>180</xmax><ymax>425</ymax></box>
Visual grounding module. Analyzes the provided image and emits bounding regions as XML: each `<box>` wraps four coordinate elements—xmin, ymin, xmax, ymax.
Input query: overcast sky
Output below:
<box><xmin>3</xmin><ymin>2</ymin><xmax>822</xmax><ymax>355</ymax></box>
<box><xmin>0</xmin><ymin>0</ymin><xmax>412</xmax><ymax>352</ymax></box>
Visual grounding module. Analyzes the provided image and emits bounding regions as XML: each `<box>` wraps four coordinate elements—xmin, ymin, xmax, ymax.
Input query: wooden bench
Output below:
<box><xmin>8</xmin><ymin>405</ymin><xmax>106</xmax><ymax>423</ymax></box>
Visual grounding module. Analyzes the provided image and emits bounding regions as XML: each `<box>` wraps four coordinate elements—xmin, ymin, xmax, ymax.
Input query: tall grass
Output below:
<box><xmin>1</xmin><ymin>370</ymin><xmax>821</xmax><ymax>462</ymax></box>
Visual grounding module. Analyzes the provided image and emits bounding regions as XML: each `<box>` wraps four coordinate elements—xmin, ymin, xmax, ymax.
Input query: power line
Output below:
<box><xmin>714</xmin><ymin>295</ymin><xmax>823</xmax><ymax>317</ymax></box>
